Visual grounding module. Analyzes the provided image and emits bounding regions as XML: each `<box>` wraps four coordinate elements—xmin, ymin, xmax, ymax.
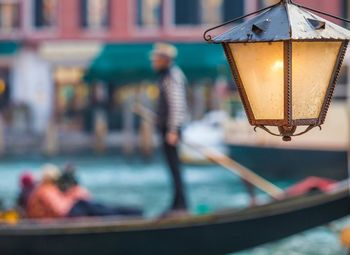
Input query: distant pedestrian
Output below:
<box><xmin>150</xmin><ymin>43</ymin><xmax>188</xmax><ymax>215</ymax></box>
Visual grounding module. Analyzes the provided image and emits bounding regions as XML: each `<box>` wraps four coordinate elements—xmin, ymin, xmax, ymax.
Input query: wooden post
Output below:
<box><xmin>138</xmin><ymin>90</ymin><xmax>155</xmax><ymax>158</ymax></box>
<box><xmin>43</xmin><ymin>120</ymin><xmax>59</xmax><ymax>156</ymax></box>
<box><xmin>193</xmin><ymin>84</ymin><xmax>206</xmax><ymax>120</ymax></box>
<box><xmin>214</xmin><ymin>75</ymin><xmax>229</xmax><ymax>111</ymax></box>
<box><xmin>93</xmin><ymin>109</ymin><xmax>108</xmax><ymax>154</ymax></box>
<box><xmin>139</xmin><ymin>119</ymin><xmax>154</xmax><ymax>158</ymax></box>
<box><xmin>0</xmin><ymin>115</ymin><xmax>5</xmax><ymax>156</ymax></box>
<box><xmin>122</xmin><ymin>95</ymin><xmax>135</xmax><ymax>156</ymax></box>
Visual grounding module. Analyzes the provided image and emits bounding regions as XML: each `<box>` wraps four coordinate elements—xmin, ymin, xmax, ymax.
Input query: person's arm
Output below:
<box><xmin>40</xmin><ymin>187</ymin><xmax>74</xmax><ymax>217</ymax></box>
<box><xmin>65</xmin><ymin>186</ymin><xmax>91</xmax><ymax>201</ymax></box>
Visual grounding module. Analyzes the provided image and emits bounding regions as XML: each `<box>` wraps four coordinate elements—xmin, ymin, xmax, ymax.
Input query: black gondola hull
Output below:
<box><xmin>0</xmin><ymin>189</ymin><xmax>349</xmax><ymax>255</ymax></box>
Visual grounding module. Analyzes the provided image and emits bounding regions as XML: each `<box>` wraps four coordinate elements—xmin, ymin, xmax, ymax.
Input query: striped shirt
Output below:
<box><xmin>157</xmin><ymin>66</ymin><xmax>187</xmax><ymax>132</ymax></box>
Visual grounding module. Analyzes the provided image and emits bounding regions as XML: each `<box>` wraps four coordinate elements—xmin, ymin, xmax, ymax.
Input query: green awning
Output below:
<box><xmin>0</xmin><ymin>41</ymin><xmax>20</xmax><ymax>55</ymax></box>
<box><xmin>85</xmin><ymin>43</ymin><xmax>230</xmax><ymax>84</ymax></box>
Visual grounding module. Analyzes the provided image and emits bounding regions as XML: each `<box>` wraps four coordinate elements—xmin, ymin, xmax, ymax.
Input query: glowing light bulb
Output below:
<box><xmin>272</xmin><ymin>60</ymin><xmax>284</xmax><ymax>71</ymax></box>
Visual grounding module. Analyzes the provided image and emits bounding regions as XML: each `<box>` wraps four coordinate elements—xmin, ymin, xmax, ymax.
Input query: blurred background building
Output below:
<box><xmin>0</xmin><ymin>0</ymin><xmax>348</xmax><ymax>155</ymax></box>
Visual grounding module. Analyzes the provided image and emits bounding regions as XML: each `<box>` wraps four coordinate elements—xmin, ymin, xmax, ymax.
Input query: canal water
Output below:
<box><xmin>0</xmin><ymin>154</ymin><xmax>347</xmax><ymax>255</ymax></box>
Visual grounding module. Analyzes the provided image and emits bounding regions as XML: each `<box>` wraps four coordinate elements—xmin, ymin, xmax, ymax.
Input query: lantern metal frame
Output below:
<box><xmin>224</xmin><ymin>40</ymin><xmax>348</xmax><ymax>140</ymax></box>
<box><xmin>204</xmin><ymin>0</ymin><xmax>350</xmax><ymax>141</ymax></box>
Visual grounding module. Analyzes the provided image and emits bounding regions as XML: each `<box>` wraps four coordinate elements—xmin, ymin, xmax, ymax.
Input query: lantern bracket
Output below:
<box><xmin>254</xmin><ymin>125</ymin><xmax>321</xmax><ymax>142</ymax></box>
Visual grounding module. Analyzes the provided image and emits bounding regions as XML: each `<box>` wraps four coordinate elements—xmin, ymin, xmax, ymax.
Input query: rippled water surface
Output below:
<box><xmin>0</xmin><ymin>154</ymin><xmax>347</xmax><ymax>255</ymax></box>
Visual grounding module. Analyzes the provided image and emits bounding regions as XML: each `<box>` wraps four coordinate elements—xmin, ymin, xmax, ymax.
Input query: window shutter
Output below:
<box><xmin>175</xmin><ymin>0</ymin><xmax>199</xmax><ymax>25</ymax></box>
<box><xmin>104</xmin><ymin>0</ymin><xmax>110</xmax><ymax>27</ymax></box>
<box><xmin>81</xmin><ymin>0</ymin><xmax>87</xmax><ymax>28</ymax></box>
<box><xmin>34</xmin><ymin>0</ymin><xmax>44</xmax><ymax>27</ymax></box>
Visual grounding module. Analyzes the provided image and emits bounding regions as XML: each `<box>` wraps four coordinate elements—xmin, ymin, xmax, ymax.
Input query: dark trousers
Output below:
<box><xmin>161</xmin><ymin>128</ymin><xmax>187</xmax><ymax>210</ymax></box>
<box><xmin>68</xmin><ymin>200</ymin><xmax>143</xmax><ymax>217</ymax></box>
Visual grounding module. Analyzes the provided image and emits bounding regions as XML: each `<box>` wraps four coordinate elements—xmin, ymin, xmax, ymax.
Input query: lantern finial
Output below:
<box><xmin>278</xmin><ymin>126</ymin><xmax>296</xmax><ymax>142</ymax></box>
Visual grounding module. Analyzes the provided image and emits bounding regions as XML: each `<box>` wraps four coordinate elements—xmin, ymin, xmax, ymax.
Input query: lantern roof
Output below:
<box><xmin>213</xmin><ymin>2</ymin><xmax>350</xmax><ymax>43</ymax></box>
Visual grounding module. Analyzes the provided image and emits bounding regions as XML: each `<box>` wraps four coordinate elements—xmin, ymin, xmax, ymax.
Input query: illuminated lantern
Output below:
<box><xmin>204</xmin><ymin>0</ymin><xmax>350</xmax><ymax>141</ymax></box>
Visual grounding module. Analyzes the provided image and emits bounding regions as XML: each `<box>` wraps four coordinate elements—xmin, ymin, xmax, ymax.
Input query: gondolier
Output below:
<box><xmin>150</xmin><ymin>43</ymin><xmax>188</xmax><ymax>214</ymax></box>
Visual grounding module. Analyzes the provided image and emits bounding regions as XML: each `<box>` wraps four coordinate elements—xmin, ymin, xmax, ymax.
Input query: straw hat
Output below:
<box><xmin>41</xmin><ymin>164</ymin><xmax>60</xmax><ymax>182</ymax></box>
<box><xmin>150</xmin><ymin>43</ymin><xmax>178</xmax><ymax>60</ymax></box>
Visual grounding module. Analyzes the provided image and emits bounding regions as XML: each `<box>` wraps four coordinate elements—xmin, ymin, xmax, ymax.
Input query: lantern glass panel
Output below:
<box><xmin>229</xmin><ymin>42</ymin><xmax>284</xmax><ymax>120</ymax></box>
<box><xmin>292</xmin><ymin>41</ymin><xmax>342</xmax><ymax>120</ymax></box>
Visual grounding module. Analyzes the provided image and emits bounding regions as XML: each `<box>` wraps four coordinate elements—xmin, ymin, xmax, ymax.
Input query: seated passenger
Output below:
<box><xmin>28</xmin><ymin>164</ymin><xmax>143</xmax><ymax>219</ymax></box>
<box><xmin>58</xmin><ymin>164</ymin><xmax>143</xmax><ymax>218</ymax></box>
<box><xmin>17</xmin><ymin>172</ymin><xmax>36</xmax><ymax>215</ymax></box>
<box><xmin>57</xmin><ymin>163</ymin><xmax>90</xmax><ymax>201</ymax></box>
<box><xmin>27</xmin><ymin>164</ymin><xmax>75</xmax><ymax>219</ymax></box>
<box><xmin>57</xmin><ymin>163</ymin><xmax>78</xmax><ymax>192</ymax></box>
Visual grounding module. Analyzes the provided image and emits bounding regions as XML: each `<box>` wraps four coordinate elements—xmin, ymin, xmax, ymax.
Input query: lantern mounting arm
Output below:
<box><xmin>203</xmin><ymin>2</ymin><xmax>281</xmax><ymax>42</ymax></box>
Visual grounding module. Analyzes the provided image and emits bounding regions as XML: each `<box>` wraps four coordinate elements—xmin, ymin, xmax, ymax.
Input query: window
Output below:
<box><xmin>137</xmin><ymin>0</ymin><xmax>162</xmax><ymax>28</ymax></box>
<box><xmin>33</xmin><ymin>0</ymin><xmax>57</xmax><ymax>28</ymax></box>
<box><xmin>174</xmin><ymin>0</ymin><xmax>244</xmax><ymax>26</ymax></box>
<box><xmin>0</xmin><ymin>1</ymin><xmax>20</xmax><ymax>32</ymax></box>
<box><xmin>81</xmin><ymin>0</ymin><xmax>110</xmax><ymax>30</ymax></box>
<box><xmin>175</xmin><ymin>0</ymin><xmax>200</xmax><ymax>25</ymax></box>
<box><xmin>222</xmin><ymin>0</ymin><xmax>244</xmax><ymax>22</ymax></box>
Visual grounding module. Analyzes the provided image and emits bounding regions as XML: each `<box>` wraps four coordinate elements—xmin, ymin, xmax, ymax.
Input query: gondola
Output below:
<box><xmin>0</xmin><ymin>187</ymin><xmax>349</xmax><ymax>255</ymax></box>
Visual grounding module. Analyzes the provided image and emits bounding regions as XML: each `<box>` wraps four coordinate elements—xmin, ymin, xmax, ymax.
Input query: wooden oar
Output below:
<box><xmin>133</xmin><ymin>104</ymin><xmax>285</xmax><ymax>200</ymax></box>
<box><xmin>184</xmin><ymin>143</ymin><xmax>284</xmax><ymax>199</ymax></box>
